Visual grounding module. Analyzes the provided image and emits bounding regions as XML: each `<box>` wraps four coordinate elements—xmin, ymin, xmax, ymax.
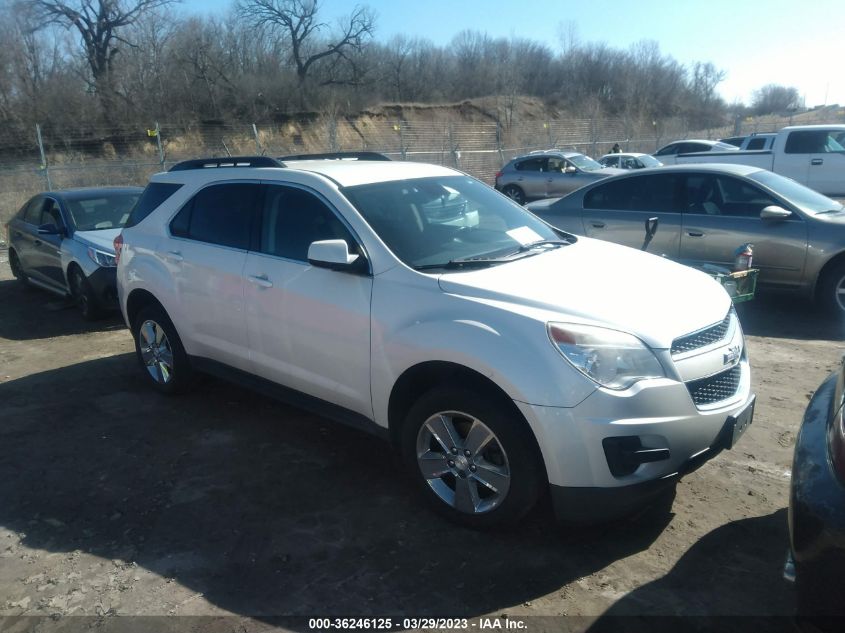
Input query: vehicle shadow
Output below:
<box><xmin>0</xmin><ymin>278</ymin><xmax>125</xmax><ymax>341</ymax></box>
<box><xmin>736</xmin><ymin>293</ymin><xmax>844</xmax><ymax>341</ymax></box>
<box><xmin>586</xmin><ymin>509</ymin><xmax>795</xmax><ymax>632</ymax></box>
<box><xmin>0</xmin><ymin>353</ymin><xmax>680</xmax><ymax>623</ymax></box>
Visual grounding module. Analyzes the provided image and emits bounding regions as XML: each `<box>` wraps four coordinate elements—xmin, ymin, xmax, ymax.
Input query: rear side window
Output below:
<box><xmin>22</xmin><ymin>197</ymin><xmax>45</xmax><ymax>224</ymax></box>
<box><xmin>170</xmin><ymin>183</ymin><xmax>260</xmax><ymax>250</ymax></box>
<box><xmin>746</xmin><ymin>137</ymin><xmax>766</xmax><ymax>150</ymax></box>
<box><xmin>655</xmin><ymin>143</ymin><xmax>678</xmax><ymax>156</ymax></box>
<box><xmin>514</xmin><ymin>158</ymin><xmax>546</xmax><ymax>172</ymax></box>
<box><xmin>126</xmin><ymin>182</ymin><xmax>183</xmax><ymax>228</ymax></box>
<box><xmin>584</xmin><ymin>174</ymin><xmax>680</xmax><ymax>212</ymax></box>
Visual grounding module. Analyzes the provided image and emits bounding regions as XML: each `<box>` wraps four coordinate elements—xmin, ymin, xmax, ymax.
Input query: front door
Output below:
<box><xmin>679</xmin><ymin>173</ymin><xmax>808</xmax><ymax>288</ymax></box>
<box><xmin>244</xmin><ymin>183</ymin><xmax>373</xmax><ymax>419</ymax></box>
<box><xmin>808</xmin><ymin>129</ymin><xmax>845</xmax><ymax>196</ymax></box>
<box><xmin>30</xmin><ymin>197</ymin><xmax>67</xmax><ymax>289</ymax></box>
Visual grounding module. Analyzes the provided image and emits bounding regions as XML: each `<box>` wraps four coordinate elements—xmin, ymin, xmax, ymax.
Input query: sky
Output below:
<box><xmin>180</xmin><ymin>0</ymin><xmax>844</xmax><ymax>108</ymax></box>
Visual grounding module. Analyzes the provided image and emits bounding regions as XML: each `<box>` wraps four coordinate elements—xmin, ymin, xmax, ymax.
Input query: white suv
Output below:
<box><xmin>116</xmin><ymin>155</ymin><xmax>755</xmax><ymax>528</ymax></box>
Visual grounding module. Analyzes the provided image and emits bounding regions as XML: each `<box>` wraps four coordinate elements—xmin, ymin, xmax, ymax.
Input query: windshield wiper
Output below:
<box><xmin>413</xmin><ymin>239</ymin><xmax>572</xmax><ymax>271</ymax></box>
<box><xmin>512</xmin><ymin>238</ymin><xmax>571</xmax><ymax>253</ymax></box>
<box><xmin>816</xmin><ymin>208</ymin><xmax>844</xmax><ymax>214</ymax></box>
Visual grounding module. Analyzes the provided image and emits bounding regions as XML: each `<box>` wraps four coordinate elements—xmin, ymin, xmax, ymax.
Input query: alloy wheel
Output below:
<box><xmin>415</xmin><ymin>411</ymin><xmax>511</xmax><ymax>514</ymax></box>
<box><xmin>138</xmin><ymin>319</ymin><xmax>174</xmax><ymax>384</ymax></box>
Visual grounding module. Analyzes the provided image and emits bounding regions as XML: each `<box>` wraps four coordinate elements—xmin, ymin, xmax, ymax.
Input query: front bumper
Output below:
<box><xmin>515</xmin><ymin>359</ymin><xmax>754</xmax><ymax>523</ymax></box>
<box><xmin>86</xmin><ymin>266</ymin><xmax>118</xmax><ymax>308</ymax></box>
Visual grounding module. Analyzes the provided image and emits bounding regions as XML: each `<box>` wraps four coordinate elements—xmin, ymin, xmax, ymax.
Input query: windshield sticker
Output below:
<box><xmin>506</xmin><ymin>226</ymin><xmax>544</xmax><ymax>245</ymax></box>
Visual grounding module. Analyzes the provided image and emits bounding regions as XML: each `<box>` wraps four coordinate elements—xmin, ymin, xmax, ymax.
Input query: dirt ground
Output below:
<box><xmin>0</xmin><ymin>245</ymin><xmax>843</xmax><ymax>631</ymax></box>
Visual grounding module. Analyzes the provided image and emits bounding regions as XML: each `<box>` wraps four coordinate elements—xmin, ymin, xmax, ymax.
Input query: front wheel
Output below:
<box><xmin>132</xmin><ymin>304</ymin><xmax>194</xmax><ymax>394</ymax></box>
<box><xmin>502</xmin><ymin>185</ymin><xmax>526</xmax><ymax>205</ymax></box>
<box><xmin>401</xmin><ymin>387</ymin><xmax>544</xmax><ymax>528</ymax></box>
<box><xmin>817</xmin><ymin>261</ymin><xmax>845</xmax><ymax>317</ymax></box>
<box><xmin>69</xmin><ymin>267</ymin><xmax>104</xmax><ymax>321</ymax></box>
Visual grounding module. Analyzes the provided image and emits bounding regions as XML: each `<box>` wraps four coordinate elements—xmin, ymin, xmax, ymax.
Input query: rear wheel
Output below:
<box><xmin>69</xmin><ymin>267</ymin><xmax>103</xmax><ymax>321</ymax></box>
<box><xmin>132</xmin><ymin>304</ymin><xmax>194</xmax><ymax>394</ymax></box>
<box><xmin>401</xmin><ymin>386</ymin><xmax>543</xmax><ymax>528</ymax></box>
<box><xmin>817</xmin><ymin>261</ymin><xmax>845</xmax><ymax>317</ymax></box>
<box><xmin>502</xmin><ymin>185</ymin><xmax>526</xmax><ymax>205</ymax></box>
<box><xmin>8</xmin><ymin>249</ymin><xmax>28</xmax><ymax>286</ymax></box>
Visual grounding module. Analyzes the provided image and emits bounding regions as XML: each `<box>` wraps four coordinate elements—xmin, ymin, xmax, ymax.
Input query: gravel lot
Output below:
<box><xmin>0</xmin><ymin>247</ymin><xmax>843</xmax><ymax>630</ymax></box>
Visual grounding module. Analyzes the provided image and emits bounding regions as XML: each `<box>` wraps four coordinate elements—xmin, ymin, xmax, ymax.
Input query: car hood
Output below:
<box><xmin>73</xmin><ymin>228</ymin><xmax>121</xmax><ymax>253</ymax></box>
<box><xmin>437</xmin><ymin>237</ymin><xmax>731</xmax><ymax>349</ymax></box>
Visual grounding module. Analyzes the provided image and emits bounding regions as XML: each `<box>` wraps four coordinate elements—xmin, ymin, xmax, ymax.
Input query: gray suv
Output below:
<box><xmin>494</xmin><ymin>151</ymin><xmax>623</xmax><ymax>204</ymax></box>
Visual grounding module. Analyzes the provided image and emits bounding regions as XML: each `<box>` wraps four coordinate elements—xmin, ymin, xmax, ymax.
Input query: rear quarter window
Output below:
<box><xmin>125</xmin><ymin>182</ymin><xmax>183</xmax><ymax>228</ymax></box>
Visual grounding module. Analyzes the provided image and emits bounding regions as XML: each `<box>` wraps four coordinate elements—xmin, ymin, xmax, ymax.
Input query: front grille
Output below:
<box><xmin>671</xmin><ymin>311</ymin><xmax>732</xmax><ymax>356</ymax></box>
<box><xmin>686</xmin><ymin>364</ymin><xmax>742</xmax><ymax>406</ymax></box>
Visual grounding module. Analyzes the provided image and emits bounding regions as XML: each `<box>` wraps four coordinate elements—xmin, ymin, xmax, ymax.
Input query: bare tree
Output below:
<box><xmin>24</xmin><ymin>0</ymin><xmax>178</xmax><ymax>117</ymax></box>
<box><xmin>752</xmin><ymin>84</ymin><xmax>802</xmax><ymax>115</ymax></box>
<box><xmin>237</xmin><ymin>0</ymin><xmax>374</xmax><ymax>104</ymax></box>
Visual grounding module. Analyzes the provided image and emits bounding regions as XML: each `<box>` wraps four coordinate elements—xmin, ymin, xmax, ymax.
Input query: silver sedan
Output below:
<box><xmin>527</xmin><ymin>164</ymin><xmax>845</xmax><ymax>314</ymax></box>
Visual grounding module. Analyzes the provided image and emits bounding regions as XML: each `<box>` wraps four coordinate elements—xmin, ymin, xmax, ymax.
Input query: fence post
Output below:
<box><xmin>252</xmin><ymin>123</ymin><xmax>263</xmax><ymax>155</ymax></box>
<box><xmin>154</xmin><ymin>122</ymin><xmax>165</xmax><ymax>168</ymax></box>
<box><xmin>35</xmin><ymin>123</ymin><xmax>52</xmax><ymax>191</ymax></box>
<box><xmin>328</xmin><ymin>116</ymin><xmax>338</xmax><ymax>152</ymax></box>
<box><xmin>448</xmin><ymin>124</ymin><xmax>460</xmax><ymax>169</ymax></box>
<box><xmin>546</xmin><ymin>121</ymin><xmax>553</xmax><ymax>148</ymax></box>
<box><xmin>496</xmin><ymin>122</ymin><xmax>505</xmax><ymax>165</ymax></box>
<box><xmin>398</xmin><ymin>121</ymin><xmax>407</xmax><ymax>161</ymax></box>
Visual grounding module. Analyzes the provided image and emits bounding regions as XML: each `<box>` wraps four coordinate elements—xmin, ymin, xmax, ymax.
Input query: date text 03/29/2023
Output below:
<box><xmin>308</xmin><ymin>618</ymin><xmax>527</xmax><ymax>630</ymax></box>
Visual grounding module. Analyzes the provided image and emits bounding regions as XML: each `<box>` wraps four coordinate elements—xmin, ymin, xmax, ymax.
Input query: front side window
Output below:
<box><xmin>260</xmin><ymin>185</ymin><xmax>356</xmax><ymax>261</ymax></box>
<box><xmin>343</xmin><ymin>175</ymin><xmax>560</xmax><ymax>269</ymax></box>
<box><xmin>785</xmin><ymin>130</ymin><xmax>830</xmax><ymax>154</ymax></box>
<box><xmin>170</xmin><ymin>183</ymin><xmax>260</xmax><ymax>249</ymax></box>
<box><xmin>40</xmin><ymin>199</ymin><xmax>64</xmax><ymax>228</ymax></box>
<box><xmin>683</xmin><ymin>175</ymin><xmax>779</xmax><ymax>217</ymax></box>
<box><xmin>584</xmin><ymin>174</ymin><xmax>680</xmax><ymax>212</ymax></box>
<box><xmin>566</xmin><ymin>154</ymin><xmax>603</xmax><ymax>172</ymax></box>
<box><xmin>749</xmin><ymin>170</ymin><xmax>842</xmax><ymax>215</ymax></box>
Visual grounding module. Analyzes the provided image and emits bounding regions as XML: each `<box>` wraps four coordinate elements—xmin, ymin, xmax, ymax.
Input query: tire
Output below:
<box><xmin>400</xmin><ymin>386</ymin><xmax>544</xmax><ymax>529</ymax></box>
<box><xmin>8</xmin><ymin>249</ymin><xmax>29</xmax><ymax>286</ymax></box>
<box><xmin>817</xmin><ymin>260</ymin><xmax>845</xmax><ymax>317</ymax></box>
<box><xmin>502</xmin><ymin>185</ymin><xmax>526</xmax><ymax>205</ymax></box>
<box><xmin>132</xmin><ymin>303</ymin><xmax>195</xmax><ymax>394</ymax></box>
<box><xmin>68</xmin><ymin>266</ymin><xmax>104</xmax><ymax>321</ymax></box>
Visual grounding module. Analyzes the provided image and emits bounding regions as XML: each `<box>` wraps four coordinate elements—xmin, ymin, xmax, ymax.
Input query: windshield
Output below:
<box><xmin>568</xmin><ymin>154</ymin><xmax>604</xmax><ymax>171</ymax></box>
<box><xmin>65</xmin><ymin>192</ymin><xmax>141</xmax><ymax>231</ymax></box>
<box><xmin>342</xmin><ymin>176</ymin><xmax>561</xmax><ymax>270</ymax></box>
<box><xmin>749</xmin><ymin>170</ymin><xmax>842</xmax><ymax>215</ymax></box>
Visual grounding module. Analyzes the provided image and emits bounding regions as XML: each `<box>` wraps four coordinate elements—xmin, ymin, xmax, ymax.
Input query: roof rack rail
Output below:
<box><xmin>168</xmin><ymin>156</ymin><xmax>284</xmax><ymax>172</ymax></box>
<box><xmin>277</xmin><ymin>151</ymin><xmax>391</xmax><ymax>162</ymax></box>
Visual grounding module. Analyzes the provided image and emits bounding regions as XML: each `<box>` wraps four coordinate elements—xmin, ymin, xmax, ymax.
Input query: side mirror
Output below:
<box><xmin>37</xmin><ymin>223</ymin><xmax>63</xmax><ymax>235</ymax></box>
<box><xmin>307</xmin><ymin>239</ymin><xmax>366</xmax><ymax>273</ymax></box>
<box><xmin>760</xmin><ymin>205</ymin><xmax>792</xmax><ymax>221</ymax></box>
<box><xmin>564</xmin><ymin>166</ymin><xmax>577</xmax><ymax>174</ymax></box>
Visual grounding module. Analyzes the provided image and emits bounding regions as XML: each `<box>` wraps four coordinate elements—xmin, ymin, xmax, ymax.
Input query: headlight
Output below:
<box><xmin>547</xmin><ymin>322</ymin><xmax>665</xmax><ymax>390</ymax></box>
<box><xmin>87</xmin><ymin>246</ymin><xmax>117</xmax><ymax>268</ymax></box>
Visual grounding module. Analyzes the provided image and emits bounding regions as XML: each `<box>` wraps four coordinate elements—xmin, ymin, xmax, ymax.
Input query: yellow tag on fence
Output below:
<box><xmin>146</xmin><ymin>129</ymin><xmax>158</xmax><ymax>137</ymax></box>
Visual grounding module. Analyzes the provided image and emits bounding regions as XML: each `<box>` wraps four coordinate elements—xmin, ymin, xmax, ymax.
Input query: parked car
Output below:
<box><xmin>654</xmin><ymin>139</ymin><xmax>738</xmax><ymax>165</ymax></box>
<box><xmin>598</xmin><ymin>152</ymin><xmax>663</xmax><ymax>170</ymax></box>
<box><xmin>526</xmin><ymin>164</ymin><xmax>845</xmax><ymax>314</ymax></box>
<box><xmin>116</xmin><ymin>154</ymin><xmax>754</xmax><ymax>528</ymax></box>
<box><xmin>494</xmin><ymin>150</ymin><xmax>624</xmax><ymax>204</ymax></box>
<box><xmin>5</xmin><ymin>187</ymin><xmax>142</xmax><ymax>319</ymax></box>
<box><xmin>675</xmin><ymin>125</ymin><xmax>845</xmax><ymax>196</ymax></box>
<box><xmin>786</xmin><ymin>355</ymin><xmax>845</xmax><ymax>619</ymax></box>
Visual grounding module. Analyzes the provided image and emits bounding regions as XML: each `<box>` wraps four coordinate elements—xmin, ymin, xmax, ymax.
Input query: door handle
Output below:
<box><xmin>248</xmin><ymin>274</ymin><xmax>273</xmax><ymax>288</ymax></box>
<box><xmin>34</xmin><ymin>239</ymin><xmax>42</xmax><ymax>247</ymax></box>
<box><xmin>590</xmin><ymin>221</ymin><xmax>606</xmax><ymax>228</ymax></box>
<box><xmin>810</xmin><ymin>158</ymin><xmax>823</xmax><ymax>166</ymax></box>
<box><xmin>166</xmin><ymin>250</ymin><xmax>184</xmax><ymax>262</ymax></box>
<box><xmin>687</xmin><ymin>231</ymin><xmax>704</xmax><ymax>237</ymax></box>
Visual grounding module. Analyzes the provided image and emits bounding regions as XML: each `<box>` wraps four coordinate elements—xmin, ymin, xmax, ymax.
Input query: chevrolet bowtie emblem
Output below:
<box><xmin>723</xmin><ymin>345</ymin><xmax>741</xmax><ymax>365</ymax></box>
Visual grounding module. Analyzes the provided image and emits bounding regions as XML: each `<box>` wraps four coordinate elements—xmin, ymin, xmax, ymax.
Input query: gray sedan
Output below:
<box><xmin>527</xmin><ymin>164</ymin><xmax>845</xmax><ymax>314</ymax></box>
<box><xmin>494</xmin><ymin>150</ymin><xmax>624</xmax><ymax>204</ymax></box>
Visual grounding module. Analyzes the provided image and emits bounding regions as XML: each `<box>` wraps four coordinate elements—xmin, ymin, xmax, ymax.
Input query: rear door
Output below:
<box><xmin>244</xmin><ymin>183</ymin><xmax>373</xmax><ymax>418</ymax></box>
<box><xmin>679</xmin><ymin>173</ymin><xmax>808</xmax><ymax>288</ymax></box>
<box><xmin>511</xmin><ymin>157</ymin><xmax>548</xmax><ymax>199</ymax></box>
<box><xmin>578</xmin><ymin>173</ymin><xmax>683</xmax><ymax>257</ymax></box>
<box><xmin>12</xmin><ymin>196</ymin><xmax>47</xmax><ymax>277</ymax></box>
<box><xmin>165</xmin><ymin>181</ymin><xmax>261</xmax><ymax>371</ymax></box>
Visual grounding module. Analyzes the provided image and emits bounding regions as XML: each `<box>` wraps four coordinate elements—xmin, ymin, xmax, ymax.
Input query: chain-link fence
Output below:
<box><xmin>2</xmin><ymin>107</ymin><xmax>844</xmax><ymax>225</ymax></box>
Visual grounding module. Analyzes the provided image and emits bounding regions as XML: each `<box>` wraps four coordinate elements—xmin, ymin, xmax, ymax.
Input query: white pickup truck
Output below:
<box><xmin>675</xmin><ymin>125</ymin><xmax>845</xmax><ymax>196</ymax></box>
